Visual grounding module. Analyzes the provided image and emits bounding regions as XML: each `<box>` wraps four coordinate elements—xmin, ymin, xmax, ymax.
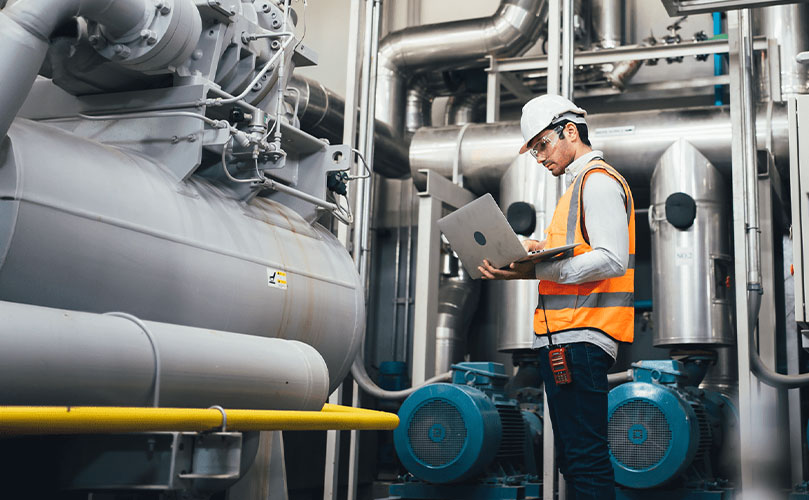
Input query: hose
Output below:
<box><xmin>747</xmin><ymin>289</ymin><xmax>809</xmax><ymax>388</ymax></box>
<box><xmin>351</xmin><ymin>356</ymin><xmax>451</xmax><ymax>401</ymax></box>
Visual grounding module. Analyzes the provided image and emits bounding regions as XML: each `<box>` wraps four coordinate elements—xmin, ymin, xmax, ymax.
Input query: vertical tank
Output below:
<box><xmin>650</xmin><ymin>140</ymin><xmax>734</xmax><ymax>347</ymax></box>
<box><xmin>496</xmin><ymin>154</ymin><xmax>550</xmax><ymax>352</ymax></box>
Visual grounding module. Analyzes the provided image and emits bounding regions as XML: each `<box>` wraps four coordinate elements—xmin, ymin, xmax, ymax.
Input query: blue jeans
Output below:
<box><xmin>537</xmin><ymin>342</ymin><xmax>615</xmax><ymax>500</ymax></box>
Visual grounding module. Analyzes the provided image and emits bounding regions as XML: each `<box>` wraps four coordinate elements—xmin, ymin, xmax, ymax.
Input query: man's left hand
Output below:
<box><xmin>478</xmin><ymin>259</ymin><xmax>535</xmax><ymax>280</ymax></box>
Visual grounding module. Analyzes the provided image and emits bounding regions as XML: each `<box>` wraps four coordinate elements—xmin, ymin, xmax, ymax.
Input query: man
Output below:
<box><xmin>478</xmin><ymin>94</ymin><xmax>635</xmax><ymax>500</ymax></box>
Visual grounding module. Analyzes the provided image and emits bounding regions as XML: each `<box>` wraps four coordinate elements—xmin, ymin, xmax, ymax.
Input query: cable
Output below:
<box><xmin>104</xmin><ymin>312</ymin><xmax>161</xmax><ymax>408</ymax></box>
<box><xmin>78</xmin><ymin>111</ymin><xmax>230</xmax><ymax>130</ymax></box>
<box><xmin>340</xmin><ymin>148</ymin><xmax>371</xmax><ymax>179</ymax></box>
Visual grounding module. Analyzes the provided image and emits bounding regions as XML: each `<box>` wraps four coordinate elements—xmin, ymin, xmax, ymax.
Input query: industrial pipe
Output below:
<box><xmin>0</xmin><ymin>0</ymin><xmax>201</xmax><ymax>139</ymax></box>
<box><xmin>0</xmin><ymin>404</ymin><xmax>399</xmax><ymax>436</ymax></box>
<box><xmin>410</xmin><ymin>104</ymin><xmax>790</xmax><ymax>194</ymax></box>
<box><xmin>351</xmin><ymin>360</ymin><xmax>451</xmax><ymax>400</ymax></box>
<box><xmin>288</xmin><ymin>75</ymin><xmax>409</xmax><ymax>178</ymax></box>
<box><xmin>591</xmin><ymin>0</ymin><xmax>624</xmax><ymax>49</ymax></box>
<box><xmin>375</xmin><ymin>0</ymin><xmax>546</xmax><ymax>176</ymax></box>
<box><xmin>0</xmin><ymin>300</ymin><xmax>329</xmax><ymax>410</ymax></box>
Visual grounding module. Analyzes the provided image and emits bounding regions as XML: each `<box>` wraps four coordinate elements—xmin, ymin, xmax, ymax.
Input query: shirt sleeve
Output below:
<box><xmin>535</xmin><ymin>172</ymin><xmax>629</xmax><ymax>284</ymax></box>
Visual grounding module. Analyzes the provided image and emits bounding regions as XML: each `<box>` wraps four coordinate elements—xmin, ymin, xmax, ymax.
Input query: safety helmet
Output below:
<box><xmin>518</xmin><ymin>94</ymin><xmax>587</xmax><ymax>154</ymax></box>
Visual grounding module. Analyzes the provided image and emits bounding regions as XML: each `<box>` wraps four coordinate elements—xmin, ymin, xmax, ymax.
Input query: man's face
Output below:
<box><xmin>527</xmin><ymin>124</ymin><xmax>572</xmax><ymax>177</ymax></box>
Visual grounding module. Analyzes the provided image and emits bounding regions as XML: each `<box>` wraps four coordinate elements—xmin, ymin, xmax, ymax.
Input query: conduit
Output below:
<box><xmin>0</xmin><ymin>404</ymin><xmax>399</xmax><ymax>436</ymax></box>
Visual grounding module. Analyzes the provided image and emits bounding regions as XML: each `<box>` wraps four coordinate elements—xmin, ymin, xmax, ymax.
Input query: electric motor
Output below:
<box><xmin>393</xmin><ymin>362</ymin><xmax>541</xmax><ymax>485</ymax></box>
<box><xmin>608</xmin><ymin>360</ymin><xmax>737</xmax><ymax>490</ymax></box>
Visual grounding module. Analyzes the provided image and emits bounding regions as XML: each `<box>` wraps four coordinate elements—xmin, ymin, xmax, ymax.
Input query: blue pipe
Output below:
<box><xmin>713</xmin><ymin>12</ymin><xmax>724</xmax><ymax>106</ymax></box>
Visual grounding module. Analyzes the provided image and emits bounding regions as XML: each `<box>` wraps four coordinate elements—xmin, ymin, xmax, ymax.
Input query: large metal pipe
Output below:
<box><xmin>0</xmin><ymin>119</ymin><xmax>364</xmax><ymax>394</ymax></box>
<box><xmin>288</xmin><ymin>75</ymin><xmax>408</xmax><ymax>178</ymax></box>
<box><xmin>435</xmin><ymin>255</ymin><xmax>480</xmax><ymax>373</ymax></box>
<box><xmin>0</xmin><ymin>0</ymin><xmax>201</xmax><ymax>139</ymax></box>
<box><xmin>410</xmin><ymin>104</ymin><xmax>790</xmax><ymax>194</ymax></box>
<box><xmin>754</xmin><ymin>3</ymin><xmax>809</xmax><ymax>97</ymax></box>
<box><xmin>375</xmin><ymin>0</ymin><xmax>546</xmax><ymax>175</ymax></box>
<box><xmin>591</xmin><ymin>0</ymin><xmax>623</xmax><ymax>49</ymax></box>
<box><xmin>0</xmin><ymin>300</ymin><xmax>329</xmax><ymax>410</ymax></box>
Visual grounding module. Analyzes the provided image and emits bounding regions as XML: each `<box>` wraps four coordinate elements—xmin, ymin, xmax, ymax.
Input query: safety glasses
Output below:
<box><xmin>528</xmin><ymin>126</ymin><xmax>563</xmax><ymax>159</ymax></box>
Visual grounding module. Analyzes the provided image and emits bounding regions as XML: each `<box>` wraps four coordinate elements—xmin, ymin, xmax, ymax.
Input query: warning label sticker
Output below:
<box><xmin>267</xmin><ymin>268</ymin><xmax>288</xmax><ymax>290</ymax></box>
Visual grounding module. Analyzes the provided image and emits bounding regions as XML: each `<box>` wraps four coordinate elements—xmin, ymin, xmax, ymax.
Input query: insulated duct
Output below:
<box><xmin>288</xmin><ymin>75</ymin><xmax>408</xmax><ymax>178</ymax></box>
<box><xmin>753</xmin><ymin>3</ymin><xmax>809</xmax><ymax>97</ymax></box>
<box><xmin>0</xmin><ymin>0</ymin><xmax>201</xmax><ymax>139</ymax></box>
<box><xmin>0</xmin><ymin>300</ymin><xmax>329</xmax><ymax>410</ymax></box>
<box><xmin>410</xmin><ymin>104</ymin><xmax>790</xmax><ymax>194</ymax></box>
<box><xmin>375</xmin><ymin>0</ymin><xmax>546</xmax><ymax>177</ymax></box>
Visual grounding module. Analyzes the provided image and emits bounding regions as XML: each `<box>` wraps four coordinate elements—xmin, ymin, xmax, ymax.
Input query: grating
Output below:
<box><xmin>496</xmin><ymin>403</ymin><xmax>526</xmax><ymax>460</ymax></box>
<box><xmin>608</xmin><ymin>399</ymin><xmax>673</xmax><ymax>470</ymax></box>
<box><xmin>408</xmin><ymin>399</ymin><xmax>468</xmax><ymax>467</ymax></box>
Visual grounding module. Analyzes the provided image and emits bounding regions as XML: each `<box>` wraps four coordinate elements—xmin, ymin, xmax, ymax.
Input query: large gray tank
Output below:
<box><xmin>497</xmin><ymin>154</ymin><xmax>550</xmax><ymax>352</ymax></box>
<box><xmin>650</xmin><ymin>140</ymin><xmax>734</xmax><ymax>347</ymax></box>
<box><xmin>0</xmin><ymin>119</ymin><xmax>364</xmax><ymax>393</ymax></box>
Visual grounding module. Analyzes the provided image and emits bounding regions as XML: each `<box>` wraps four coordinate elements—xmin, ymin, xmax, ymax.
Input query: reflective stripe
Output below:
<box><xmin>540</xmin><ymin>292</ymin><xmax>634</xmax><ymax>311</ymax></box>
<box><xmin>627</xmin><ymin>254</ymin><xmax>636</xmax><ymax>270</ymax></box>
<box><xmin>565</xmin><ymin>171</ymin><xmax>587</xmax><ymax>245</ymax></box>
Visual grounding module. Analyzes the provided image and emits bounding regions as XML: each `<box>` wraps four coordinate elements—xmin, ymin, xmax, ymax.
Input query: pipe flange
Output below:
<box><xmin>88</xmin><ymin>0</ymin><xmax>202</xmax><ymax>73</ymax></box>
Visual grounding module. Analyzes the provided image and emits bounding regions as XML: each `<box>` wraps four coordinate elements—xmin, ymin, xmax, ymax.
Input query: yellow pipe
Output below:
<box><xmin>0</xmin><ymin>404</ymin><xmax>399</xmax><ymax>436</ymax></box>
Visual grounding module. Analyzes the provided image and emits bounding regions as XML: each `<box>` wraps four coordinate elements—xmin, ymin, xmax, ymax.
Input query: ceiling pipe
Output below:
<box><xmin>409</xmin><ymin>103</ymin><xmax>789</xmax><ymax>194</ymax></box>
<box><xmin>375</xmin><ymin>0</ymin><xmax>547</xmax><ymax>177</ymax></box>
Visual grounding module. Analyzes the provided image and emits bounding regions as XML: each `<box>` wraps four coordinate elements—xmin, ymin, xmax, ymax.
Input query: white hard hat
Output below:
<box><xmin>518</xmin><ymin>94</ymin><xmax>587</xmax><ymax>154</ymax></box>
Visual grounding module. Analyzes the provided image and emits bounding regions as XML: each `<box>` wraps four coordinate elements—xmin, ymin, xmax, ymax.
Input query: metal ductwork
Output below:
<box><xmin>288</xmin><ymin>75</ymin><xmax>408</xmax><ymax>178</ymax></box>
<box><xmin>753</xmin><ymin>3</ymin><xmax>809</xmax><ymax>98</ymax></box>
<box><xmin>410</xmin><ymin>104</ymin><xmax>789</xmax><ymax>194</ymax></box>
<box><xmin>591</xmin><ymin>0</ymin><xmax>623</xmax><ymax>49</ymax></box>
<box><xmin>444</xmin><ymin>93</ymin><xmax>486</xmax><ymax>126</ymax></box>
<box><xmin>375</xmin><ymin>0</ymin><xmax>546</xmax><ymax>177</ymax></box>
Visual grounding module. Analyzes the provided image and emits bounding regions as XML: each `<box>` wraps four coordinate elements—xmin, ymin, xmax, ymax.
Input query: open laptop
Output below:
<box><xmin>437</xmin><ymin>193</ymin><xmax>578</xmax><ymax>279</ymax></box>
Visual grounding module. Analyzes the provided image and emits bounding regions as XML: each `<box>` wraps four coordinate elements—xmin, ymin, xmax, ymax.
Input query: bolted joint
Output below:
<box><xmin>140</xmin><ymin>29</ymin><xmax>158</xmax><ymax>45</ymax></box>
<box><xmin>112</xmin><ymin>44</ymin><xmax>131</xmax><ymax>59</ymax></box>
<box><xmin>154</xmin><ymin>0</ymin><xmax>171</xmax><ymax>15</ymax></box>
<box><xmin>88</xmin><ymin>34</ymin><xmax>106</xmax><ymax>48</ymax></box>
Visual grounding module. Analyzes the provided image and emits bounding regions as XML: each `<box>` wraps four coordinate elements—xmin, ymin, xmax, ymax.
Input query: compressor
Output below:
<box><xmin>391</xmin><ymin>362</ymin><xmax>541</xmax><ymax>499</ymax></box>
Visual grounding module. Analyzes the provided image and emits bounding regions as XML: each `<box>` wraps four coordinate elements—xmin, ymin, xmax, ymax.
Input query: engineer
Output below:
<box><xmin>478</xmin><ymin>94</ymin><xmax>635</xmax><ymax>500</ymax></box>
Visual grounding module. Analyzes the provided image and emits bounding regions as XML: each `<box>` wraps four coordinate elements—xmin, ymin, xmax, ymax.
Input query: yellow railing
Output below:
<box><xmin>0</xmin><ymin>404</ymin><xmax>399</xmax><ymax>435</ymax></box>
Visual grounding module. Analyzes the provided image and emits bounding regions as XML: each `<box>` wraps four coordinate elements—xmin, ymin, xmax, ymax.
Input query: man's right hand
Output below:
<box><xmin>523</xmin><ymin>239</ymin><xmax>546</xmax><ymax>252</ymax></box>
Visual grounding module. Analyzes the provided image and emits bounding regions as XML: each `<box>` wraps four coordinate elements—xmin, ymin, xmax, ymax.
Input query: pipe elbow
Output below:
<box><xmin>485</xmin><ymin>0</ymin><xmax>544</xmax><ymax>55</ymax></box>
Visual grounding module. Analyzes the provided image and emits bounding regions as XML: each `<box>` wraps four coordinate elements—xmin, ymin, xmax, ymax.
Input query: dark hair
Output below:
<box><xmin>551</xmin><ymin>119</ymin><xmax>591</xmax><ymax>147</ymax></box>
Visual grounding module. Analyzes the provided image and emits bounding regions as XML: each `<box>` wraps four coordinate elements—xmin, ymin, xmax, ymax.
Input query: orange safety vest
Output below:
<box><xmin>534</xmin><ymin>158</ymin><xmax>636</xmax><ymax>343</ymax></box>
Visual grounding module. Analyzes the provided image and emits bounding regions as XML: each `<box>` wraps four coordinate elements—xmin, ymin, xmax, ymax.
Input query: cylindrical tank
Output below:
<box><xmin>497</xmin><ymin>154</ymin><xmax>550</xmax><ymax>352</ymax></box>
<box><xmin>0</xmin><ymin>300</ymin><xmax>329</xmax><ymax>410</ymax></box>
<box><xmin>650</xmin><ymin>140</ymin><xmax>734</xmax><ymax>347</ymax></box>
<box><xmin>754</xmin><ymin>3</ymin><xmax>809</xmax><ymax>97</ymax></box>
<box><xmin>0</xmin><ymin>119</ymin><xmax>364</xmax><ymax>393</ymax></box>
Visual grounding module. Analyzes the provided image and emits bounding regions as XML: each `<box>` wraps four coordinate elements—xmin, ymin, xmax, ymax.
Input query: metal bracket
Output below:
<box><xmin>411</xmin><ymin>170</ymin><xmax>474</xmax><ymax>385</ymax></box>
<box><xmin>60</xmin><ymin>432</ymin><xmax>244</xmax><ymax>492</ymax></box>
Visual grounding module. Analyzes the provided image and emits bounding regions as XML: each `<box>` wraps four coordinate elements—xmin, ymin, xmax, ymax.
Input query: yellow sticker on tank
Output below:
<box><xmin>267</xmin><ymin>268</ymin><xmax>288</xmax><ymax>290</ymax></box>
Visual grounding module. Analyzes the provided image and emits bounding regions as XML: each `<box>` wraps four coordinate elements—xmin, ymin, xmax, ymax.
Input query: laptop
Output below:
<box><xmin>437</xmin><ymin>193</ymin><xmax>578</xmax><ymax>279</ymax></box>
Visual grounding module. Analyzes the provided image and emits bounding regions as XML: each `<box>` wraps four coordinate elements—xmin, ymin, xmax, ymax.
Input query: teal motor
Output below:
<box><xmin>393</xmin><ymin>362</ymin><xmax>541</xmax><ymax>487</ymax></box>
<box><xmin>608</xmin><ymin>360</ymin><xmax>738</xmax><ymax>490</ymax></box>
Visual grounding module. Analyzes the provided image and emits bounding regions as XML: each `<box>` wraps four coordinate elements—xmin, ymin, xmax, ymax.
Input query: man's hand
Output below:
<box><xmin>523</xmin><ymin>239</ymin><xmax>546</xmax><ymax>252</ymax></box>
<box><xmin>478</xmin><ymin>259</ymin><xmax>536</xmax><ymax>280</ymax></box>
